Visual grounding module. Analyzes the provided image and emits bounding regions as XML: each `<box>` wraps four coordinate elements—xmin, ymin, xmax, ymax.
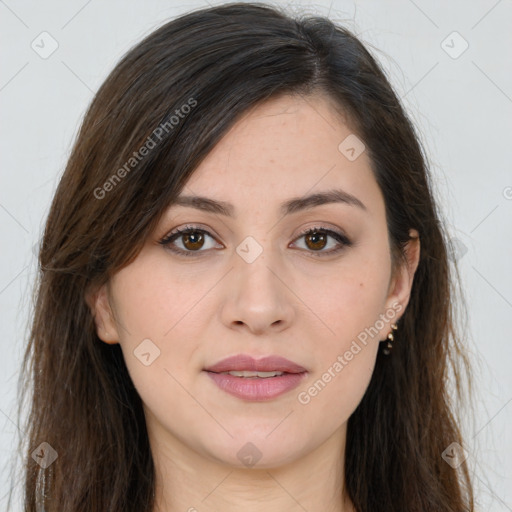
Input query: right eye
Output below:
<box><xmin>158</xmin><ymin>225</ymin><xmax>223</xmax><ymax>257</ymax></box>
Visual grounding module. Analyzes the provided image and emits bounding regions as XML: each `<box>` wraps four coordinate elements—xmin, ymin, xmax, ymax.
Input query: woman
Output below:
<box><xmin>15</xmin><ymin>2</ymin><xmax>474</xmax><ymax>510</ymax></box>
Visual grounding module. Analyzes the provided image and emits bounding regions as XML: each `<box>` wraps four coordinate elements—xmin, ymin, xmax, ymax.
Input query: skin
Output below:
<box><xmin>88</xmin><ymin>93</ymin><xmax>420</xmax><ymax>512</ymax></box>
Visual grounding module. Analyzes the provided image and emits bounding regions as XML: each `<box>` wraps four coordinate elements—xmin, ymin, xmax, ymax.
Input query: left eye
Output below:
<box><xmin>159</xmin><ymin>226</ymin><xmax>352</xmax><ymax>257</ymax></box>
<box><xmin>292</xmin><ymin>227</ymin><xmax>351</xmax><ymax>254</ymax></box>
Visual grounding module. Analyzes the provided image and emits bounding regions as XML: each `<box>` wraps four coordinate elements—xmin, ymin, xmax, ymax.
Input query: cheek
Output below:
<box><xmin>297</xmin><ymin>249</ymin><xmax>392</xmax><ymax>344</ymax></box>
<box><xmin>110</xmin><ymin>250</ymin><xmax>216</xmax><ymax>341</ymax></box>
<box><xmin>292</xmin><ymin>251</ymin><xmax>390</xmax><ymax>416</ymax></box>
<box><xmin>295</xmin><ymin>309</ymin><xmax>382</xmax><ymax>433</ymax></box>
<box><xmin>108</xmin><ymin>255</ymin><xmax>210</xmax><ymax>400</ymax></box>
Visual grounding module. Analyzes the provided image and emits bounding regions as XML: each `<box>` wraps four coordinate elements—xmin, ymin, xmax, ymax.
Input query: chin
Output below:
<box><xmin>199</xmin><ymin>429</ymin><xmax>308</xmax><ymax>470</ymax></box>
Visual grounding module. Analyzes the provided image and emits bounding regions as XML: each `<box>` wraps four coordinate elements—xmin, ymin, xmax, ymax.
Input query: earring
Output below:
<box><xmin>382</xmin><ymin>323</ymin><xmax>398</xmax><ymax>355</ymax></box>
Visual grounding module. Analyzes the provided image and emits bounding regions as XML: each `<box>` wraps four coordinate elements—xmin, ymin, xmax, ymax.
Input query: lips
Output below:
<box><xmin>204</xmin><ymin>354</ymin><xmax>308</xmax><ymax>401</ymax></box>
<box><xmin>204</xmin><ymin>354</ymin><xmax>307</xmax><ymax>374</ymax></box>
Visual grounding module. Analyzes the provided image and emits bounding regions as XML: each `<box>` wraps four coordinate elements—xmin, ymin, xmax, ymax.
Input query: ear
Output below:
<box><xmin>85</xmin><ymin>282</ymin><xmax>120</xmax><ymax>344</ymax></box>
<box><xmin>384</xmin><ymin>228</ymin><xmax>421</xmax><ymax>318</ymax></box>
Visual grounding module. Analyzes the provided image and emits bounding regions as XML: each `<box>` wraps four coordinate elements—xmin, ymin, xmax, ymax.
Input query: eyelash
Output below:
<box><xmin>158</xmin><ymin>224</ymin><xmax>352</xmax><ymax>258</ymax></box>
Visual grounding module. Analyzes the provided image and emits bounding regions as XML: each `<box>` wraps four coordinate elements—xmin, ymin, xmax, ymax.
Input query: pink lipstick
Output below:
<box><xmin>204</xmin><ymin>354</ymin><xmax>308</xmax><ymax>401</ymax></box>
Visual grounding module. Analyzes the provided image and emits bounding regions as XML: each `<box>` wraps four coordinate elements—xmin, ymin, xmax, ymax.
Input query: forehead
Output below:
<box><xmin>181</xmin><ymin>93</ymin><xmax>382</xmax><ymax>216</ymax></box>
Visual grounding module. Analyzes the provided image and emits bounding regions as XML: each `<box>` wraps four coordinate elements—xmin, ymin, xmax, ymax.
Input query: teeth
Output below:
<box><xmin>222</xmin><ymin>370</ymin><xmax>284</xmax><ymax>378</ymax></box>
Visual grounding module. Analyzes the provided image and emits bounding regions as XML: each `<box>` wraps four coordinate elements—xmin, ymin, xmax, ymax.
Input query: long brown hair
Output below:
<box><xmin>11</xmin><ymin>2</ymin><xmax>474</xmax><ymax>510</ymax></box>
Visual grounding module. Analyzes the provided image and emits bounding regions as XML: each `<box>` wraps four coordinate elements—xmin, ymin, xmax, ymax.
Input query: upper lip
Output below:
<box><xmin>204</xmin><ymin>354</ymin><xmax>307</xmax><ymax>374</ymax></box>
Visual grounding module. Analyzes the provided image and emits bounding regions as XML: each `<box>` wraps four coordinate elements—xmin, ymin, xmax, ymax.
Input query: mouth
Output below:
<box><xmin>203</xmin><ymin>354</ymin><xmax>308</xmax><ymax>401</ymax></box>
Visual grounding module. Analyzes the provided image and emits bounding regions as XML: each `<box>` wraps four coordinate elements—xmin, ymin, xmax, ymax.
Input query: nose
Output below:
<box><xmin>219</xmin><ymin>247</ymin><xmax>295</xmax><ymax>335</ymax></box>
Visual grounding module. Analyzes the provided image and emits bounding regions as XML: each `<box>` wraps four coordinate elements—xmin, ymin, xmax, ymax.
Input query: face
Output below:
<box><xmin>90</xmin><ymin>93</ymin><xmax>419</xmax><ymax>470</ymax></box>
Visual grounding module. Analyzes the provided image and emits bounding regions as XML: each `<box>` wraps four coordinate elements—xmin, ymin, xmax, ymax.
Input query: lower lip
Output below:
<box><xmin>204</xmin><ymin>371</ymin><xmax>308</xmax><ymax>401</ymax></box>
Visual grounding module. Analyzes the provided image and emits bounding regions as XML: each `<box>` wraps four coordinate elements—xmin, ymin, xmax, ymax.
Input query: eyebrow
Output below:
<box><xmin>171</xmin><ymin>188</ymin><xmax>367</xmax><ymax>217</ymax></box>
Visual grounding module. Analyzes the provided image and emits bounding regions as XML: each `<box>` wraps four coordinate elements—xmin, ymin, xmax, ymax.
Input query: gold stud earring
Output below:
<box><xmin>382</xmin><ymin>323</ymin><xmax>398</xmax><ymax>355</ymax></box>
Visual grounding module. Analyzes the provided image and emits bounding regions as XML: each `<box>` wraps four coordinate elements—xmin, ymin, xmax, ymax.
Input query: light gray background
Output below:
<box><xmin>1</xmin><ymin>0</ymin><xmax>511</xmax><ymax>509</ymax></box>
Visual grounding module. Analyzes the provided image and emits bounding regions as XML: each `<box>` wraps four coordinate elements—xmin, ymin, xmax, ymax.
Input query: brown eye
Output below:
<box><xmin>304</xmin><ymin>231</ymin><xmax>327</xmax><ymax>251</ymax></box>
<box><xmin>181</xmin><ymin>231</ymin><xmax>205</xmax><ymax>251</ymax></box>
<box><xmin>291</xmin><ymin>227</ymin><xmax>352</xmax><ymax>256</ymax></box>
<box><xmin>158</xmin><ymin>226</ymin><xmax>222</xmax><ymax>257</ymax></box>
